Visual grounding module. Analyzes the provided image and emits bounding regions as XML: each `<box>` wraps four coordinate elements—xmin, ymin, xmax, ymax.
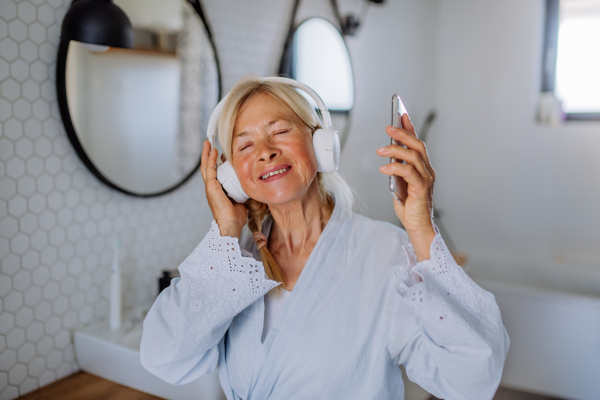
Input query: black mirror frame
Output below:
<box><xmin>56</xmin><ymin>0</ymin><xmax>222</xmax><ymax>197</ymax></box>
<box><xmin>278</xmin><ymin>16</ymin><xmax>355</xmax><ymax>149</ymax></box>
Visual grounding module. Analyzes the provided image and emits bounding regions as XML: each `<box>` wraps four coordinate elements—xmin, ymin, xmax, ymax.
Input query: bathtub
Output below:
<box><xmin>476</xmin><ymin>277</ymin><xmax>600</xmax><ymax>400</ymax></box>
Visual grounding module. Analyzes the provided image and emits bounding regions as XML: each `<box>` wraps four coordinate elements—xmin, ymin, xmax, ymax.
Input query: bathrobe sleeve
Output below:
<box><xmin>140</xmin><ymin>221</ymin><xmax>279</xmax><ymax>385</ymax></box>
<box><xmin>388</xmin><ymin>232</ymin><xmax>510</xmax><ymax>400</ymax></box>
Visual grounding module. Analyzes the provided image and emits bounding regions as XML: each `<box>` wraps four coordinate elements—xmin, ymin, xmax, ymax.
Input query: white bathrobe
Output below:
<box><xmin>140</xmin><ymin>202</ymin><xmax>509</xmax><ymax>400</ymax></box>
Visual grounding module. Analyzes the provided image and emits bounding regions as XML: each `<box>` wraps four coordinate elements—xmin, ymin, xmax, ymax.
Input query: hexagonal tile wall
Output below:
<box><xmin>0</xmin><ymin>0</ymin><xmax>296</xmax><ymax>398</ymax></box>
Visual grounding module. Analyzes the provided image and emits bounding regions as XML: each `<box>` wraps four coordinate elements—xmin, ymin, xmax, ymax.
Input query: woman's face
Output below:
<box><xmin>230</xmin><ymin>92</ymin><xmax>318</xmax><ymax>206</ymax></box>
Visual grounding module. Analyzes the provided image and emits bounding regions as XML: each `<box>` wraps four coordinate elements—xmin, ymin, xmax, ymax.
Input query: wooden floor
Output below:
<box><xmin>430</xmin><ymin>386</ymin><xmax>565</xmax><ymax>400</ymax></box>
<box><xmin>18</xmin><ymin>370</ymin><xmax>564</xmax><ymax>400</ymax></box>
<box><xmin>17</xmin><ymin>371</ymin><xmax>164</xmax><ymax>400</ymax></box>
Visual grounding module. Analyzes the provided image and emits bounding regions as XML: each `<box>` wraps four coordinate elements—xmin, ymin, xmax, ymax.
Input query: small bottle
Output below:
<box><xmin>110</xmin><ymin>238</ymin><xmax>121</xmax><ymax>331</ymax></box>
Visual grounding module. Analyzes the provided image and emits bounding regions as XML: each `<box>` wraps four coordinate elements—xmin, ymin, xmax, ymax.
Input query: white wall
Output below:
<box><xmin>432</xmin><ymin>0</ymin><xmax>600</xmax><ymax>295</ymax></box>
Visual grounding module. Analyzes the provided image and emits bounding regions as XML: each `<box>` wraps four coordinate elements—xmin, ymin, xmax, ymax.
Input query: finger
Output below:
<box><xmin>385</xmin><ymin>126</ymin><xmax>435</xmax><ymax>179</ymax></box>
<box><xmin>379</xmin><ymin>162</ymin><xmax>429</xmax><ymax>194</ymax></box>
<box><xmin>401</xmin><ymin>113</ymin><xmax>416</xmax><ymax>138</ymax></box>
<box><xmin>376</xmin><ymin>145</ymin><xmax>431</xmax><ymax>181</ymax></box>
<box><xmin>201</xmin><ymin>140</ymin><xmax>211</xmax><ymax>181</ymax></box>
<box><xmin>206</xmin><ymin>147</ymin><xmax>218</xmax><ymax>181</ymax></box>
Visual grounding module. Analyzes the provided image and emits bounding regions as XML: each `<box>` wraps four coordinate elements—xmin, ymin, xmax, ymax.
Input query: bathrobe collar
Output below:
<box><xmin>246</xmin><ymin>201</ymin><xmax>352</xmax><ymax>399</ymax></box>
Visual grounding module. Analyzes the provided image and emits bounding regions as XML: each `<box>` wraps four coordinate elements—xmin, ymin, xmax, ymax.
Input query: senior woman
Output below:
<box><xmin>140</xmin><ymin>76</ymin><xmax>509</xmax><ymax>400</ymax></box>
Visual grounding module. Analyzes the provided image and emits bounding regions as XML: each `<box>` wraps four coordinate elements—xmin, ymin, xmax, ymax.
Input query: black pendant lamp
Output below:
<box><xmin>60</xmin><ymin>0</ymin><xmax>133</xmax><ymax>49</ymax></box>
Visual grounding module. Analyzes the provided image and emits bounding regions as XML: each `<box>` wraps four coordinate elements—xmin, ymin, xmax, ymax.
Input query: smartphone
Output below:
<box><xmin>389</xmin><ymin>94</ymin><xmax>408</xmax><ymax>204</ymax></box>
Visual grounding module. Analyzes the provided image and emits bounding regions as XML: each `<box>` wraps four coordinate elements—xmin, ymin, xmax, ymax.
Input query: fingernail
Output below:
<box><xmin>376</xmin><ymin>147</ymin><xmax>384</xmax><ymax>153</ymax></box>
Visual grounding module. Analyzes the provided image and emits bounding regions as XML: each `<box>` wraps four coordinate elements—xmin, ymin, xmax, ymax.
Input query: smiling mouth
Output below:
<box><xmin>260</xmin><ymin>166</ymin><xmax>291</xmax><ymax>180</ymax></box>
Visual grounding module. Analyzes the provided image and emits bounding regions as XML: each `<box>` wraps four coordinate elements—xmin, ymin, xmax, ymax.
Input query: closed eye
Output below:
<box><xmin>274</xmin><ymin>130</ymin><xmax>289</xmax><ymax>135</ymax></box>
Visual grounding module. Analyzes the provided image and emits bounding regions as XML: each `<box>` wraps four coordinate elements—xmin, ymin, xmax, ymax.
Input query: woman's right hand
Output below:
<box><xmin>200</xmin><ymin>140</ymin><xmax>248</xmax><ymax>238</ymax></box>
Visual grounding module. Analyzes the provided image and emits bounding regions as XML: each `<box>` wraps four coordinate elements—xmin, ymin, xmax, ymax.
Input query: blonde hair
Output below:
<box><xmin>217</xmin><ymin>75</ymin><xmax>354</xmax><ymax>286</ymax></box>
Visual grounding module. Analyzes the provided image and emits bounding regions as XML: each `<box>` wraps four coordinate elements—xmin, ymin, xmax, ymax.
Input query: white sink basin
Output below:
<box><xmin>74</xmin><ymin>320</ymin><xmax>226</xmax><ymax>400</ymax></box>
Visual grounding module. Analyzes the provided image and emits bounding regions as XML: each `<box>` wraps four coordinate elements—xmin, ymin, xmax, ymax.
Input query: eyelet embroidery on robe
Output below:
<box><xmin>394</xmin><ymin>233</ymin><xmax>502</xmax><ymax>345</ymax></box>
<box><xmin>179</xmin><ymin>221</ymin><xmax>280</xmax><ymax>327</ymax></box>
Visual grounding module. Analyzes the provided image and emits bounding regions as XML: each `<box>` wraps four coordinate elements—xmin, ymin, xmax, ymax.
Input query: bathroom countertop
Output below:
<box><xmin>17</xmin><ymin>371</ymin><xmax>164</xmax><ymax>400</ymax></box>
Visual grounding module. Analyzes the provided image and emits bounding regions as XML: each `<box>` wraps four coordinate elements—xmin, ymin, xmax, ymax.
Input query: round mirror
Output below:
<box><xmin>56</xmin><ymin>0</ymin><xmax>220</xmax><ymax>196</ymax></box>
<box><xmin>280</xmin><ymin>18</ymin><xmax>354</xmax><ymax>147</ymax></box>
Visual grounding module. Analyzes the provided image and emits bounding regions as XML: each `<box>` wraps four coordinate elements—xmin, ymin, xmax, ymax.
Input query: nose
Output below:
<box><xmin>257</xmin><ymin>140</ymin><xmax>281</xmax><ymax>162</ymax></box>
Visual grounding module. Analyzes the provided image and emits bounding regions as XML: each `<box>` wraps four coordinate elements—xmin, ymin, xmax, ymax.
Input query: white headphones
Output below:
<box><xmin>206</xmin><ymin>77</ymin><xmax>340</xmax><ymax>203</ymax></box>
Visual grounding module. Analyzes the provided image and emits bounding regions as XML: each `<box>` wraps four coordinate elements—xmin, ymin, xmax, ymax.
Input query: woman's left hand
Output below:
<box><xmin>376</xmin><ymin>113</ymin><xmax>436</xmax><ymax>261</ymax></box>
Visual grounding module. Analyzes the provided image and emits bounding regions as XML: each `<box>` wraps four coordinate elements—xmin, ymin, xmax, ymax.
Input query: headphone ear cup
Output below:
<box><xmin>216</xmin><ymin>161</ymin><xmax>250</xmax><ymax>204</ymax></box>
<box><xmin>312</xmin><ymin>128</ymin><xmax>340</xmax><ymax>173</ymax></box>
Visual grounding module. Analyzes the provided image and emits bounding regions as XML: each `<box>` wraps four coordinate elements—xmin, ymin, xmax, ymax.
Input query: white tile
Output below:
<box><xmin>74</xmin><ymin>206</ymin><xmax>88</xmax><ymax>223</ymax></box>
<box><xmin>4</xmin><ymin>291</ymin><xmax>23</xmax><ymax>312</ymax></box>
<box><xmin>46</xmin><ymin>349</ymin><xmax>62</xmax><ymax>369</ymax></box>
<box><xmin>15</xmin><ymin>307</ymin><xmax>33</xmax><ymax>328</ymax></box>
<box><xmin>25</xmin><ymin>156</ymin><xmax>43</xmax><ymax>177</ymax></box>
<box><xmin>27</xmin><ymin>193</ymin><xmax>45</xmax><ymax>214</ymax></box>
<box><xmin>39</xmin><ymin>42</ymin><xmax>53</xmax><ymax>64</ymax></box>
<box><xmin>0</xmin><ymin>138</ymin><xmax>15</xmax><ymax>159</ymax></box>
<box><xmin>0</xmin><ymin>58</ymin><xmax>8</xmax><ymax>81</ymax></box>
<box><xmin>29</xmin><ymin>59</ymin><xmax>47</xmax><ymax>81</ymax></box>
<box><xmin>51</xmin><ymin>263</ymin><xmax>66</xmax><ymax>282</ymax></box>
<box><xmin>44</xmin><ymin>316</ymin><xmax>60</xmax><ymax>336</ymax></box>
<box><xmin>10</xmin><ymin>59</ymin><xmax>29</xmax><ymax>82</ymax></box>
<box><xmin>10</xmin><ymin>232</ymin><xmax>29</xmax><ymax>255</ymax></box>
<box><xmin>8</xmin><ymin>363</ymin><xmax>27</xmax><ymax>386</ymax></box>
<box><xmin>64</xmin><ymin>189</ymin><xmax>78</xmax><ymax>207</ymax></box>
<box><xmin>61</xmin><ymin>310</ymin><xmax>77</xmax><ymax>329</ymax></box>
<box><xmin>12</xmin><ymin>268</ymin><xmax>30</xmax><ymax>292</ymax></box>
<box><xmin>19</xmin><ymin>377</ymin><xmax>38</xmax><ymax>396</ymax></box>
<box><xmin>35</xmin><ymin>336</ymin><xmax>52</xmax><ymax>356</ymax></box>
<box><xmin>0</xmin><ymin>314</ymin><xmax>15</xmax><ymax>336</ymax></box>
<box><xmin>44</xmin><ymin>155</ymin><xmax>60</xmax><ymax>175</ymax></box>
<box><xmin>54</xmin><ymin>172</ymin><xmax>70</xmax><ymax>192</ymax></box>
<box><xmin>6</xmin><ymin>157</ymin><xmax>25</xmax><ymax>179</ymax></box>
<box><xmin>56</xmin><ymin>209</ymin><xmax>72</xmax><ymax>227</ymax></box>
<box><xmin>0</xmin><ymin>38</ymin><xmax>18</xmax><ymax>62</ymax></box>
<box><xmin>83</xmin><ymin>221</ymin><xmax>96</xmax><ymax>238</ymax></box>
<box><xmin>34</xmin><ymin>301</ymin><xmax>51</xmax><ymax>324</ymax></box>
<box><xmin>76</xmin><ymin>272</ymin><xmax>91</xmax><ymax>290</ymax></box>
<box><xmin>42</xmin><ymin>282</ymin><xmax>58</xmax><ymax>301</ymax></box>
<box><xmin>55</xmin><ymin>363</ymin><xmax>72</xmax><ymax>380</ymax></box>
<box><xmin>25</xmin><ymin>321</ymin><xmax>43</xmax><ymax>342</ymax></box>
<box><xmin>17</xmin><ymin>2</ymin><xmax>36</xmax><ymax>23</ymax></box>
<box><xmin>0</xmin><ymin>274</ymin><xmax>11</xmax><ymax>297</ymax></box>
<box><xmin>23</xmin><ymin>118</ymin><xmax>42</xmax><ymax>141</ymax></box>
<box><xmin>8</xmin><ymin>19</ymin><xmax>26</xmax><ymax>42</ymax></box>
<box><xmin>17</xmin><ymin>343</ymin><xmax>35</xmax><ymax>364</ymax></box>
<box><xmin>48</xmin><ymin>227</ymin><xmax>64</xmax><ymax>246</ymax></box>
<box><xmin>69</xmin><ymin>291</ymin><xmax>83</xmax><ymax>310</ymax></box>
<box><xmin>6</xmin><ymin>327</ymin><xmax>25</xmax><ymax>350</ymax></box>
<box><xmin>40</xmin><ymin>246</ymin><xmax>56</xmax><ymax>265</ymax></box>
<box><xmin>0</xmin><ymin>385</ymin><xmax>19</xmax><ymax>399</ymax></box>
<box><xmin>1</xmin><ymin>253</ymin><xmax>19</xmax><ymax>275</ymax></box>
<box><xmin>23</xmin><ymin>286</ymin><xmax>41</xmax><ymax>307</ymax></box>
<box><xmin>17</xmin><ymin>176</ymin><xmax>35</xmax><ymax>196</ymax></box>
<box><xmin>19</xmin><ymin>213</ymin><xmax>38</xmax><ymax>234</ymax></box>
<box><xmin>0</xmin><ymin>216</ymin><xmax>18</xmax><ymax>238</ymax></box>
<box><xmin>58</xmin><ymin>243</ymin><xmax>72</xmax><ymax>261</ymax></box>
<box><xmin>15</xmin><ymin>137</ymin><xmax>33</xmax><ymax>159</ymax></box>
<box><xmin>8</xmin><ymin>196</ymin><xmax>27</xmax><ymax>217</ymax></box>
<box><xmin>34</xmin><ymin>137</ymin><xmax>51</xmax><ymax>158</ymax></box>
<box><xmin>27</xmin><ymin>357</ymin><xmax>45</xmax><ymax>378</ymax></box>
<box><xmin>36</xmin><ymin>175</ymin><xmax>53</xmax><ymax>194</ymax></box>
<box><xmin>5</xmin><ymin>117</ymin><xmax>23</xmax><ymax>139</ymax></box>
<box><xmin>0</xmin><ymin>349</ymin><xmax>17</xmax><ymax>372</ymax></box>
<box><xmin>0</xmin><ymin>178</ymin><xmax>17</xmax><ymax>201</ymax></box>
<box><xmin>38</xmin><ymin>210</ymin><xmax>56</xmax><ymax>231</ymax></box>
<box><xmin>31</xmin><ymin>265</ymin><xmax>49</xmax><ymax>286</ymax></box>
<box><xmin>37</xmin><ymin>4</ymin><xmax>54</xmax><ymax>27</ymax></box>
<box><xmin>19</xmin><ymin>43</ymin><xmax>38</xmax><ymax>65</ymax></box>
<box><xmin>38</xmin><ymin>369</ymin><xmax>55</xmax><ymax>387</ymax></box>
<box><xmin>21</xmin><ymin>250</ymin><xmax>39</xmax><ymax>271</ymax></box>
<box><xmin>0</xmin><ymin>1</ymin><xmax>17</xmax><ymax>20</ymax></box>
<box><xmin>47</xmin><ymin>191</ymin><xmax>62</xmax><ymax>210</ymax></box>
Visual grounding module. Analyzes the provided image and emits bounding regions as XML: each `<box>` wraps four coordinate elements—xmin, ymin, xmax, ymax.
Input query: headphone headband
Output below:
<box><xmin>206</xmin><ymin>77</ymin><xmax>332</xmax><ymax>150</ymax></box>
